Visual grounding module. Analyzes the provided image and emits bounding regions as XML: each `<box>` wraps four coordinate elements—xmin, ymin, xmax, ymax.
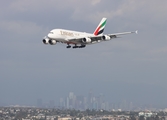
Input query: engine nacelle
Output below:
<box><xmin>102</xmin><ymin>35</ymin><xmax>111</xmax><ymax>41</ymax></box>
<box><xmin>49</xmin><ymin>40</ymin><xmax>57</xmax><ymax>45</ymax></box>
<box><xmin>42</xmin><ymin>37</ymin><xmax>50</xmax><ymax>44</ymax></box>
<box><xmin>82</xmin><ymin>37</ymin><xmax>91</xmax><ymax>43</ymax></box>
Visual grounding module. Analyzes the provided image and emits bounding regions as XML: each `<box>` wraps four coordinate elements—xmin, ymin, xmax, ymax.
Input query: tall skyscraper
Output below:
<box><xmin>49</xmin><ymin>100</ymin><xmax>55</xmax><ymax>108</ymax></box>
<box><xmin>66</xmin><ymin>97</ymin><xmax>69</xmax><ymax>109</ymax></box>
<box><xmin>88</xmin><ymin>90</ymin><xmax>93</xmax><ymax>109</ymax></box>
<box><xmin>59</xmin><ymin>98</ymin><xmax>65</xmax><ymax>108</ymax></box>
<box><xmin>37</xmin><ymin>99</ymin><xmax>43</xmax><ymax>108</ymax></box>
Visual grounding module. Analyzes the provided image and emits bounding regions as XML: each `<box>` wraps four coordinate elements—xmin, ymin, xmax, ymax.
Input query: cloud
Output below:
<box><xmin>152</xmin><ymin>47</ymin><xmax>167</xmax><ymax>54</ymax></box>
<box><xmin>1</xmin><ymin>0</ymin><xmax>167</xmax><ymax>24</ymax></box>
<box><xmin>70</xmin><ymin>0</ymin><xmax>167</xmax><ymax>24</ymax></box>
<box><xmin>91</xmin><ymin>0</ymin><xmax>101</xmax><ymax>5</ymax></box>
<box><xmin>0</xmin><ymin>20</ymin><xmax>44</xmax><ymax>36</ymax></box>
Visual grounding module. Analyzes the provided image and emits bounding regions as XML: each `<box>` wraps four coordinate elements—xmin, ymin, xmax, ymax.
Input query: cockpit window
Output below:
<box><xmin>49</xmin><ymin>32</ymin><xmax>54</xmax><ymax>34</ymax></box>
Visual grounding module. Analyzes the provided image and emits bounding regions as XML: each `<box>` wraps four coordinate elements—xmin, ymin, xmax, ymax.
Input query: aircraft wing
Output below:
<box><xmin>68</xmin><ymin>30</ymin><xmax>137</xmax><ymax>44</ymax></box>
<box><xmin>108</xmin><ymin>31</ymin><xmax>137</xmax><ymax>36</ymax></box>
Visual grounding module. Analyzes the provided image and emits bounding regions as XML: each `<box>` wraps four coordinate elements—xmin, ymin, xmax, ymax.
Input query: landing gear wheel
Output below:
<box><xmin>79</xmin><ymin>45</ymin><xmax>86</xmax><ymax>48</ymax></box>
<box><xmin>73</xmin><ymin>46</ymin><xmax>79</xmax><ymax>48</ymax></box>
<box><xmin>66</xmin><ymin>45</ymin><xmax>71</xmax><ymax>48</ymax></box>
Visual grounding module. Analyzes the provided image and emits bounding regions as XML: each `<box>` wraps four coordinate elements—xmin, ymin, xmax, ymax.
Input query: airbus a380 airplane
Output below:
<box><xmin>42</xmin><ymin>18</ymin><xmax>137</xmax><ymax>48</ymax></box>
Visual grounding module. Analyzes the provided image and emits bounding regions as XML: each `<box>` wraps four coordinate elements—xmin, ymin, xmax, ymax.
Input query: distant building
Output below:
<box><xmin>66</xmin><ymin>97</ymin><xmax>69</xmax><ymax>109</ymax></box>
<box><xmin>139</xmin><ymin>111</ymin><xmax>157</xmax><ymax>118</ymax></box>
<box><xmin>49</xmin><ymin>100</ymin><xmax>55</xmax><ymax>108</ymax></box>
<box><xmin>37</xmin><ymin>99</ymin><xmax>43</xmax><ymax>108</ymax></box>
<box><xmin>164</xmin><ymin>108</ymin><xmax>167</xmax><ymax>112</ymax></box>
<box><xmin>59</xmin><ymin>98</ymin><xmax>65</xmax><ymax>108</ymax></box>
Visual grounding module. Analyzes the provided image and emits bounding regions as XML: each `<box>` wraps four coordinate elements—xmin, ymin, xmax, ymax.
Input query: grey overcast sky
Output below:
<box><xmin>0</xmin><ymin>0</ymin><xmax>167</xmax><ymax>108</ymax></box>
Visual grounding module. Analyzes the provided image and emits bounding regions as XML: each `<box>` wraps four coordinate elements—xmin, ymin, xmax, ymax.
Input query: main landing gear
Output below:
<box><xmin>66</xmin><ymin>45</ymin><xmax>86</xmax><ymax>49</ymax></box>
<box><xmin>66</xmin><ymin>45</ymin><xmax>71</xmax><ymax>48</ymax></box>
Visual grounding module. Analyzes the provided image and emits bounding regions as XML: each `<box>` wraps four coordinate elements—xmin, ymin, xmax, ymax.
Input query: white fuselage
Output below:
<box><xmin>47</xmin><ymin>29</ymin><xmax>94</xmax><ymax>44</ymax></box>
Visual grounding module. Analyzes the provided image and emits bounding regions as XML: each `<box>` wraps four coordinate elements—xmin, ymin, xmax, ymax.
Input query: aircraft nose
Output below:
<box><xmin>47</xmin><ymin>31</ymin><xmax>54</xmax><ymax>38</ymax></box>
<box><xmin>47</xmin><ymin>33</ymin><xmax>52</xmax><ymax>38</ymax></box>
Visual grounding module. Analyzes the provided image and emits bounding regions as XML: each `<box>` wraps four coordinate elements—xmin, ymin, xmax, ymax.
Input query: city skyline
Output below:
<box><xmin>0</xmin><ymin>89</ymin><xmax>166</xmax><ymax>110</ymax></box>
<box><xmin>34</xmin><ymin>91</ymin><xmax>164</xmax><ymax>110</ymax></box>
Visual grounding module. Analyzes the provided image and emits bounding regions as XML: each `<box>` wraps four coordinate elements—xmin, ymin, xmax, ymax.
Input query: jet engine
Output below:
<box><xmin>49</xmin><ymin>39</ymin><xmax>57</xmax><ymax>45</ymax></box>
<box><xmin>102</xmin><ymin>35</ymin><xmax>111</xmax><ymax>41</ymax></box>
<box><xmin>42</xmin><ymin>37</ymin><xmax>50</xmax><ymax>44</ymax></box>
<box><xmin>82</xmin><ymin>37</ymin><xmax>91</xmax><ymax>43</ymax></box>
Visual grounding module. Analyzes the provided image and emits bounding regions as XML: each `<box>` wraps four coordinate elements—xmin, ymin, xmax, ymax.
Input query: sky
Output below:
<box><xmin>0</xmin><ymin>0</ymin><xmax>167</xmax><ymax>108</ymax></box>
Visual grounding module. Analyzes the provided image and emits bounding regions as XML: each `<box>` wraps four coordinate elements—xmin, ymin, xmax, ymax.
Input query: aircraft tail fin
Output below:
<box><xmin>93</xmin><ymin>18</ymin><xmax>107</xmax><ymax>36</ymax></box>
